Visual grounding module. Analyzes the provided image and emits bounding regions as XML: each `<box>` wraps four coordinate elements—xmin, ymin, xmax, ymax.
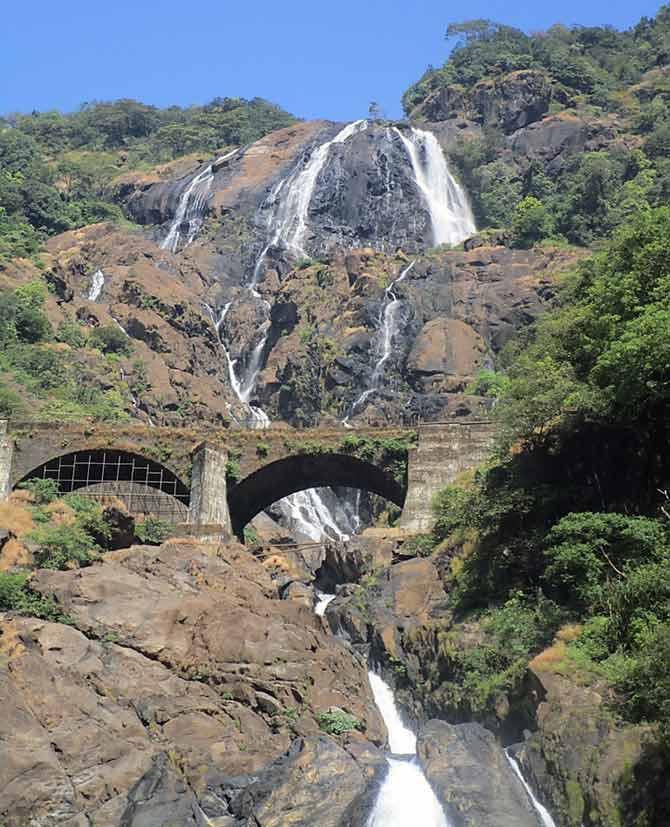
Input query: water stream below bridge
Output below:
<box><xmin>315</xmin><ymin>592</ymin><xmax>558</xmax><ymax>826</ymax></box>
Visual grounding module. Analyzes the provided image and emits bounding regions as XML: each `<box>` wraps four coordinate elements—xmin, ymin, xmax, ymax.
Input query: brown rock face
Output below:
<box><xmin>517</xmin><ymin>664</ymin><xmax>649</xmax><ymax>827</ymax></box>
<box><xmin>0</xmin><ymin>541</ymin><xmax>386</xmax><ymax>825</ymax></box>
<box><xmin>407</xmin><ymin>318</ymin><xmax>488</xmax><ymax>392</ymax></box>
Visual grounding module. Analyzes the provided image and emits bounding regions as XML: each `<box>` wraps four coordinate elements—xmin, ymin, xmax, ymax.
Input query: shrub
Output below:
<box><xmin>316</xmin><ymin>709</ymin><xmax>362</xmax><ymax>735</ymax></box>
<box><xmin>511</xmin><ymin>196</ymin><xmax>555</xmax><ymax>248</ymax></box>
<box><xmin>466</xmin><ymin>369</ymin><xmax>510</xmax><ymax>399</ymax></box>
<box><xmin>18</xmin><ymin>477</ymin><xmax>60</xmax><ymax>505</ymax></box>
<box><xmin>255</xmin><ymin>441</ymin><xmax>269</xmax><ymax>458</ymax></box>
<box><xmin>135</xmin><ymin>515</ymin><xmax>171</xmax><ymax>545</ymax></box>
<box><xmin>29</xmin><ymin>522</ymin><xmax>99</xmax><ymax>569</ymax></box>
<box><xmin>89</xmin><ymin>325</ymin><xmax>132</xmax><ymax>355</ymax></box>
<box><xmin>225</xmin><ymin>458</ymin><xmax>241</xmax><ymax>483</ymax></box>
<box><xmin>0</xmin><ymin>571</ymin><xmax>70</xmax><ymax>622</ymax></box>
<box><xmin>400</xmin><ymin>534</ymin><xmax>435</xmax><ymax>557</ymax></box>
<box><xmin>243</xmin><ymin>525</ymin><xmax>259</xmax><ymax>545</ymax></box>
<box><xmin>543</xmin><ymin>512</ymin><xmax>668</xmax><ymax>614</ymax></box>
<box><xmin>56</xmin><ymin>320</ymin><xmax>88</xmax><ymax>348</ymax></box>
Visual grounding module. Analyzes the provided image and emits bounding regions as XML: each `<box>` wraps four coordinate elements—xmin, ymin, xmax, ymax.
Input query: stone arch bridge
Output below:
<box><xmin>0</xmin><ymin>419</ymin><xmax>494</xmax><ymax>537</ymax></box>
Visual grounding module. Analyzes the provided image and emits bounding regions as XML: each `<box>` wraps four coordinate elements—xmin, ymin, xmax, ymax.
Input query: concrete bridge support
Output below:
<box><xmin>188</xmin><ymin>443</ymin><xmax>232</xmax><ymax>539</ymax></box>
<box><xmin>399</xmin><ymin>423</ymin><xmax>494</xmax><ymax>533</ymax></box>
<box><xmin>0</xmin><ymin>421</ymin><xmax>12</xmax><ymax>501</ymax></box>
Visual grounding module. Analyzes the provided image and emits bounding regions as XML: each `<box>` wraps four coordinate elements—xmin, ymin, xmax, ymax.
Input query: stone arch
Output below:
<box><xmin>15</xmin><ymin>449</ymin><xmax>190</xmax><ymax>522</ymax></box>
<box><xmin>228</xmin><ymin>452</ymin><xmax>406</xmax><ymax>536</ymax></box>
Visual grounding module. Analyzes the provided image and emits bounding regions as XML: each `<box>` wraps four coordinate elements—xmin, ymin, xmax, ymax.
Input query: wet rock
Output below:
<box><xmin>417</xmin><ymin>720</ymin><xmax>539</xmax><ymax>827</ymax></box>
<box><xmin>517</xmin><ymin>663</ymin><xmax>649</xmax><ymax>826</ymax></box>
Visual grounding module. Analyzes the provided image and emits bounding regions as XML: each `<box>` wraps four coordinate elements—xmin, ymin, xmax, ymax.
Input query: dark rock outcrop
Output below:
<box><xmin>417</xmin><ymin>720</ymin><xmax>539</xmax><ymax>827</ymax></box>
<box><xmin>411</xmin><ymin>69</ymin><xmax>551</xmax><ymax>133</ymax></box>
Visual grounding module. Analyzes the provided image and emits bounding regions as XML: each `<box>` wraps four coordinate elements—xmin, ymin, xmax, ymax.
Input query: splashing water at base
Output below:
<box><xmin>366</xmin><ymin>671</ymin><xmax>449</xmax><ymax>827</ymax></box>
<box><xmin>505</xmin><ymin>749</ymin><xmax>558</xmax><ymax>827</ymax></box>
<box><xmin>367</xmin><ymin>758</ymin><xmax>449</xmax><ymax>827</ymax></box>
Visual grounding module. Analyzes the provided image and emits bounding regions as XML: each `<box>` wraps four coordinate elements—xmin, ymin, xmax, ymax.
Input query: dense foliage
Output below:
<box><xmin>425</xmin><ymin>208</ymin><xmax>670</xmax><ymax>741</ymax></box>
<box><xmin>0</xmin><ymin>97</ymin><xmax>296</xmax><ymax>260</ymax></box>
<box><xmin>0</xmin><ymin>280</ymin><xmax>134</xmax><ymax>421</ymax></box>
<box><xmin>404</xmin><ymin>11</ymin><xmax>670</xmax><ymax>116</ymax></box>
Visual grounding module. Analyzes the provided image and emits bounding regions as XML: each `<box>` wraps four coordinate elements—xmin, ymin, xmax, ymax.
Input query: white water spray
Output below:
<box><xmin>314</xmin><ymin>591</ymin><xmax>336</xmax><ymax>616</ymax></box>
<box><xmin>393</xmin><ymin>127</ymin><xmax>476</xmax><ymax>247</ymax></box>
<box><xmin>505</xmin><ymin>750</ymin><xmax>557</xmax><ymax>827</ymax></box>
<box><xmin>87</xmin><ymin>269</ymin><xmax>105</xmax><ymax>302</ymax></box>
<box><xmin>366</xmin><ymin>671</ymin><xmax>449</xmax><ymax>827</ymax></box>
<box><xmin>161</xmin><ymin>165</ymin><xmax>214</xmax><ymax>253</ymax></box>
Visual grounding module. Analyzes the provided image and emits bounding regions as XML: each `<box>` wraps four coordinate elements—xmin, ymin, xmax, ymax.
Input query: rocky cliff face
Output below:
<box><xmin>0</xmin><ymin>540</ymin><xmax>388</xmax><ymax>825</ymax></box>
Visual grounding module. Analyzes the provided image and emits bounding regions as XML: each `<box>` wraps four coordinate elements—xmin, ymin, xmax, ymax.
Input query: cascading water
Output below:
<box><xmin>393</xmin><ymin>127</ymin><xmax>476</xmax><ymax>247</ymax></box>
<box><xmin>366</xmin><ymin>671</ymin><xmax>450</xmax><ymax>827</ymax></box>
<box><xmin>161</xmin><ymin>164</ymin><xmax>214</xmax><ymax>253</ymax></box>
<box><xmin>505</xmin><ymin>750</ymin><xmax>558</xmax><ymax>827</ymax></box>
<box><xmin>278</xmin><ymin>486</ymin><xmax>362</xmax><ymax>542</ymax></box>
<box><xmin>255</xmin><ymin>119</ymin><xmax>368</xmax><ymax>268</ymax></box>
<box><xmin>87</xmin><ymin>269</ymin><xmax>105</xmax><ymax>302</ymax></box>
<box><xmin>343</xmin><ymin>261</ymin><xmax>415</xmax><ymax>424</ymax></box>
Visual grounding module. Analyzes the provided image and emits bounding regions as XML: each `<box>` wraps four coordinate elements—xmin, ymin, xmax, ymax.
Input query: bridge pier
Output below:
<box><xmin>188</xmin><ymin>443</ymin><xmax>232</xmax><ymax>539</ymax></box>
<box><xmin>0</xmin><ymin>421</ymin><xmax>12</xmax><ymax>501</ymax></box>
<box><xmin>399</xmin><ymin>423</ymin><xmax>494</xmax><ymax>533</ymax></box>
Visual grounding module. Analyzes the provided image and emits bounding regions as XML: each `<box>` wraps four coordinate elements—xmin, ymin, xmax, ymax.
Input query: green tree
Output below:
<box><xmin>511</xmin><ymin>196</ymin><xmax>554</xmax><ymax>248</ymax></box>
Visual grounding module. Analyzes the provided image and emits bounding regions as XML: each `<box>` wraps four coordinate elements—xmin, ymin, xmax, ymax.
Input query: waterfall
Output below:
<box><xmin>366</xmin><ymin>671</ymin><xmax>449</xmax><ymax>827</ymax></box>
<box><xmin>343</xmin><ymin>261</ymin><xmax>414</xmax><ymax>424</ymax></box>
<box><xmin>505</xmin><ymin>750</ymin><xmax>558</xmax><ymax>827</ymax></box>
<box><xmin>314</xmin><ymin>591</ymin><xmax>336</xmax><ymax>616</ymax></box>
<box><xmin>87</xmin><ymin>269</ymin><xmax>105</xmax><ymax>302</ymax></box>
<box><xmin>214</xmin><ymin>302</ymin><xmax>269</xmax><ymax>429</ymax></box>
<box><xmin>393</xmin><ymin>127</ymin><xmax>476</xmax><ymax>247</ymax></box>
<box><xmin>258</xmin><ymin>119</ymin><xmax>368</xmax><ymax>264</ymax></box>
<box><xmin>161</xmin><ymin>164</ymin><xmax>214</xmax><ymax>253</ymax></box>
<box><xmin>278</xmin><ymin>487</ymin><xmax>361</xmax><ymax>542</ymax></box>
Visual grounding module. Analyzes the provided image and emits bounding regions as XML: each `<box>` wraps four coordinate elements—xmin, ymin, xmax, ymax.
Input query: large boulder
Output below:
<box><xmin>517</xmin><ymin>659</ymin><xmax>651</xmax><ymax>826</ymax></box>
<box><xmin>411</xmin><ymin>70</ymin><xmax>552</xmax><ymax>133</ymax></box>
<box><xmin>417</xmin><ymin>720</ymin><xmax>539</xmax><ymax>827</ymax></box>
<box><xmin>471</xmin><ymin>70</ymin><xmax>552</xmax><ymax>133</ymax></box>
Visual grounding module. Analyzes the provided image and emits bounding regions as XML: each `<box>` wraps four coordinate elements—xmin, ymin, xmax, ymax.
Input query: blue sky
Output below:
<box><xmin>2</xmin><ymin>0</ymin><xmax>665</xmax><ymax>122</ymax></box>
